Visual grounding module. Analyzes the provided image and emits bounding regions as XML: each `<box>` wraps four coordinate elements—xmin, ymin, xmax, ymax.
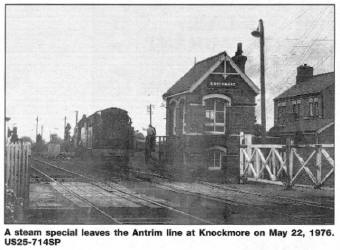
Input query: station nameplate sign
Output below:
<box><xmin>208</xmin><ymin>81</ymin><xmax>237</xmax><ymax>88</ymax></box>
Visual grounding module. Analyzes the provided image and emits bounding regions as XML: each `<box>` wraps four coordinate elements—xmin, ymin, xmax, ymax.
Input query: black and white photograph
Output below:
<box><xmin>3</xmin><ymin>3</ymin><xmax>335</xmax><ymax>230</ymax></box>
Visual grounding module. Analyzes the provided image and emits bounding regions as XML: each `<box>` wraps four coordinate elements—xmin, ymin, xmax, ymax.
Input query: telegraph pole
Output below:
<box><xmin>252</xmin><ymin>19</ymin><xmax>266</xmax><ymax>139</ymax></box>
<box><xmin>36</xmin><ymin>116</ymin><xmax>39</xmax><ymax>141</ymax></box>
<box><xmin>75</xmin><ymin>111</ymin><xmax>78</xmax><ymax>125</ymax></box>
<box><xmin>147</xmin><ymin>104</ymin><xmax>154</xmax><ymax>126</ymax></box>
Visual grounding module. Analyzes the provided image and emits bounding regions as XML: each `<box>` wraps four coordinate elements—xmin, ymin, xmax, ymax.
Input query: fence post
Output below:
<box><xmin>20</xmin><ymin>143</ymin><xmax>25</xmax><ymax>199</ymax></box>
<box><xmin>285</xmin><ymin>138</ymin><xmax>293</xmax><ymax>189</ymax></box>
<box><xmin>315</xmin><ymin>144</ymin><xmax>322</xmax><ymax>188</ymax></box>
<box><xmin>17</xmin><ymin>143</ymin><xmax>25</xmax><ymax>221</ymax></box>
<box><xmin>272</xmin><ymin>148</ymin><xmax>277</xmax><ymax>180</ymax></box>
<box><xmin>255</xmin><ymin>147</ymin><xmax>260</xmax><ymax>179</ymax></box>
<box><xmin>20</xmin><ymin>143</ymin><xmax>24</xmax><ymax>199</ymax></box>
<box><xmin>239</xmin><ymin>132</ymin><xmax>245</xmax><ymax>183</ymax></box>
<box><xmin>10</xmin><ymin>144</ymin><xmax>14</xmax><ymax>190</ymax></box>
<box><xmin>246</xmin><ymin>134</ymin><xmax>253</xmax><ymax>178</ymax></box>
<box><xmin>5</xmin><ymin>144</ymin><xmax>10</xmax><ymax>187</ymax></box>
<box><xmin>14</xmin><ymin>144</ymin><xmax>19</xmax><ymax>197</ymax></box>
<box><xmin>24</xmin><ymin>144</ymin><xmax>30</xmax><ymax>208</ymax></box>
<box><xmin>18</xmin><ymin>144</ymin><xmax>23</xmax><ymax>199</ymax></box>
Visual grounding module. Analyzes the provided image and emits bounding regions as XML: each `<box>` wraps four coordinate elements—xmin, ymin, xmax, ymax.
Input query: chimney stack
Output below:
<box><xmin>296</xmin><ymin>64</ymin><xmax>313</xmax><ymax>84</ymax></box>
<box><xmin>231</xmin><ymin>43</ymin><xmax>247</xmax><ymax>73</ymax></box>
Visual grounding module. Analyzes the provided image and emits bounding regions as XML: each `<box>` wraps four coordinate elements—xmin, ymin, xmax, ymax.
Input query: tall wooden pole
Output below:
<box><xmin>252</xmin><ymin>19</ymin><xmax>266</xmax><ymax>140</ymax></box>
<box><xmin>149</xmin><ymin>104</ymin><xmax>152</xmax><ymax>125</ymax></box>
<box><xmin>75</xmin><ymin>111</ymin><xmax>78</xmax><ymax>125</ymax></box>
<box><xmin>36</xmin><ymin>116</ymin><xmax>38</xmax><ymax>141</ymax></box>
<box><xmin>259</xmin><ymin>19</ymin><xmax>266</xmax><ymax>139</ymax></box>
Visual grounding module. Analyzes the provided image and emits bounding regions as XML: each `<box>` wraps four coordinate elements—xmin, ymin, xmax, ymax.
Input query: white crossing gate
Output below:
<box><xmin>239</xmin><ymin>132</ymin><xmax>334</xmax><ymax>189</ymax></box>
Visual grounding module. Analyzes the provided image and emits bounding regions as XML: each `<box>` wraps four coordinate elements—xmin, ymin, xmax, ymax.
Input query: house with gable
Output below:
<box><xmin>269</xmin><ymin>64</ymin><xmax>334</xmax><ymax>144</ymax></box>
<box><xmin>162</xmin><ymin>43</ymin><xmax>260</xmax><ymax>182</ymax></box>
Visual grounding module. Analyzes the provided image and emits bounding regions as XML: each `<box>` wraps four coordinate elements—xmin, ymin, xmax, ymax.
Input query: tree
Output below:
<box><xmin>9</xmin><ymin>127</ymin><xmax>19</xmax><ymax>143</ymax></box>
<box><xmin>20</xmin><ymin>136</ymin><xmax>33</xmax><ymax>144</ymax></box>
<box><xmin>64</xmin><ymin>123</ymin><xmax>71</xmax><ymax>142</ymax></box>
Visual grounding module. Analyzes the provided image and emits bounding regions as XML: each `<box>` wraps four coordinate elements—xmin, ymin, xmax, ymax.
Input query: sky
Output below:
<box><xmin>5</xmin><ymin>5</ymin><xmax>334</xmax><ymax>141</ymax></box>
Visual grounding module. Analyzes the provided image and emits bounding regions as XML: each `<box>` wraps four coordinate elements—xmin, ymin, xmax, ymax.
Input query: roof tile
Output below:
<box><xmin>274</xmin><ymin>72</ymin><xmax>334</xmax><ymax>100</ymax></box>
<box><xmin>163</xmin><ymin>52</ymin><xmax>225</xmax><ymax>97</ymax></box>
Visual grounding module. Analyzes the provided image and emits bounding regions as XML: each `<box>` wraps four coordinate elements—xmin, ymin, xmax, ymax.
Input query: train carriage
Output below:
<box><xmin>75</xmin><ymin>107</ymin><xmax>134</xmax><ymax>163</ymax></box>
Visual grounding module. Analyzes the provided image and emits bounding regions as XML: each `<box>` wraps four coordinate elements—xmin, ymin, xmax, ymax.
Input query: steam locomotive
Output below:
<box><xmin>74</xmin><ymin>107</ymin><xmax>135</xmax><ymax>163</ymax></box>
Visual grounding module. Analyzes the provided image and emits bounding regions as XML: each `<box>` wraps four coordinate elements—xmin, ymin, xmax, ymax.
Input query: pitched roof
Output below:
<box><xmin>163</xmin><ymin>51</ymin><xmax>259</xmax><ymax>98</ymax></box>
<box><xmin>163</xmin><ymin>52</ymin><xmax>224</xmax><ymax>97</ymax></box>
<box><xmin>274</xmin><ymin>72</ymin><xmax>334</xmax><ymax>100</ymax></box>
<box><xmin>270</xmin><ymin>118</ymin><xmax>334</xmax><ymax>134</ymax></box>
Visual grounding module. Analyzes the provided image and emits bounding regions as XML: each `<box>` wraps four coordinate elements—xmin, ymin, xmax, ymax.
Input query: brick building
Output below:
<box><xmin>162</xmin><ymin>44</ymin><xmax>259</xmax><ymax>182</ymax></box>
<box><xmin>269</xmin><ymin>65</ymin><xmax>334</xmax><ymax>144</ymax></box>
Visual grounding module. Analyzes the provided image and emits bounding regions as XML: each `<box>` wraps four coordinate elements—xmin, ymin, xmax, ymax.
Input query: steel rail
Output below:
<box><xmin>130</xmin><ymin>168</ymin><xmax>333</xmax><ymax>211</ymax></box>
<box><xmin>131</xmin><ymin>169</ymin><xmax>335</xmax><ymax>224</ymax></box>
<box><xmin>32</xmin><ymin>158</ymin><xmax>213</xmax><ymax>225</ymax></box>
<box><xmin>30</xmin><ymin>165</ymin><xmax>123</xmax><ymax>224</ymax></box>
<box><xmin>199</xmin><ymin>181</ymin><xmax>334</xmax><ymax>210</ymax></box>
<box><xmin>128</xmin><ymin>170</ymin><xmax>311</xmax><ymax>222</ymax></box>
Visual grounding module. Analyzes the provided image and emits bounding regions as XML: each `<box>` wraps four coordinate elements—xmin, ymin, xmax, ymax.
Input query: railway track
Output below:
<box><xmin>128</xmin><ymin>169</ymin><xmax>334</xmax><ymax>223</ymax></box>
<box><xmin>30</xmin><ymin>164</ymin><xmax>122</xmax><ymax>224</ymax></box>
<box><xmin>198</xmin><ymin>181</ymin><xmax>334</xmax><ymax>211</ymax></box>
<box><xmin>129</xmin><ymin>168</ymin><xmax>333</xmax><ymax>210</ymax></box>
<box><xmin>31</xmin><ymin>158</ymin><xmax>213</xmax><ymax>224</ymax></box>
<box><xmin>31</xmin><ymin>157</ymin><xmax>334</xmax><ymax>224</ymax></box>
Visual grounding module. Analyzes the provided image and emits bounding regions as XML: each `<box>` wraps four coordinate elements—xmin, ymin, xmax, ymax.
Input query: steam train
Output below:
<box><xmin>74</xmin><ymin>107</ymin><xmax>135</xmax><ymax>163</ymax></box>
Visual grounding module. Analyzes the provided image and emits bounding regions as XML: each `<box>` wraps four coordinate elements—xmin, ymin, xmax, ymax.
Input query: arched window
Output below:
<box><xmin>207</xmin><ymin>146</ymin><xmax>226</xmax><ymax>170</ymax></box>
<box><xmin>169</xmin><ymin>100</ymin><xmax>177</xmax><ymax>136</ymax></box>
<box><xmin>178</xmin><ymin>99</ymin><xmax>185</xmax><ymax>135</ymax></box>
<box><xmin>203</xmin><ymin>94</ymin><xmax>231</xmax><ymax>134</ymax></box>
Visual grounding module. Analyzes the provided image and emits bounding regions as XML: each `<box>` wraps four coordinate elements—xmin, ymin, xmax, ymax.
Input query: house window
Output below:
<box><xmin>309</xmin><ymin>97</ymin><xmax>319</xmax><ymax>118</ymax></box>
<box><xmin>314</xmin><ymin>98</ymin><xmax>319</xmax><ymax>117</ymax></box>
<box><xmin>309</xmin><ymin>98</ymin><xmax>314</xmax><ymax>117</ymax></box>
<box><xmin>277</xmin><ymin>101</ymin><xmax>286</xmax><ymax>120</ymax></box>
<box><xmin>297</xmin><ymin>100</ymin><xmax>301</xmax><ymax>117</ymax></box>
<box><xmin>292</xmin><ymin>100</ymin><xmax>301</xmax><ymax>119</ymax></box>
<box><xmin>292</xmin><ymin>100</ymin><xmax>297</xmax><ymax>114</ymax></box>
<box><xmin>203</xmin><ymin>95</ymin><xmax>230</xmax><ymax>133</ymax></box>
<box><xmin>207</xmin><ymin>148</ymin><xmax>226</xmax><ymax>170</ymax></box>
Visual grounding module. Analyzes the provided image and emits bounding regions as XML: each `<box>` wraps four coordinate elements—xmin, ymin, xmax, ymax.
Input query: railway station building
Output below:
<box><xmin>162</xmin><ymin>43</ymin><xmax>260</xmax><ymax>182</ymax></box>
<box><xmin>269</xmin><ymin>65</ymin><xmax>334</xmax><ymax>144</ymax></box>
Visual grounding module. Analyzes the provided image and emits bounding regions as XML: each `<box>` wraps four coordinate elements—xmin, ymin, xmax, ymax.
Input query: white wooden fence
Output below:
<box><xmin>5</xmin><ymin>143</ymin><xmax>31</xmax><ymax>206</ymax></box>
<box><xmin>239</xmin><ymin>133</ymin><xmax>334</xmax><ymax>189</ymax></box>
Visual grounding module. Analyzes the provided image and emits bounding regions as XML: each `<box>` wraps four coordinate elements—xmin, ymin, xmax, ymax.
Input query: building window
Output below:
<box><xmin>277</xmin><ymin>101</ymin><xmax>286</xmax><ymax>120</ymax></box>
<box><xmin>309</xmin><ymin>98</ymin><xmax>314</xmax><ymax>117</ymax></box>
<box><xmin>314</xmin><ymin>98</ymin><xmax>319</xmax><ymax>117</ymax></box>
<box><xmin>292</xmin><ymin>100</ymin><xmax>297</xmax><ymax>114</ymax></box>
<box><xmin>203</xmin><ymin>95</ymin><xmax>230</xmax><ymax>134</ymax></box>
<box><xmin>297</xmin><ymin>100</ymin><xmax>301</xmax><ymax>117</ymax></box>
<box><xmin>309</xmin><ymin>97</ymin><xmax>319</xmax><ymax>118</ymax></box>
<box><xmin>178</xmin><ymin>99</ymin><xmax>185</xmax><ymax>134</ymax></box>
<box><xmin>292</xmin><ymin>100</ymin><xmax>301</xmax><ymax>119</ymax></box>
<box><xmin>169</xmin><ymin>101</ymin><xmax>177</xmax><ymax>136</ymax></box>
<box><xmin>207</xmin><ymin>148</ymin><xmax>226</xmax><ymax>170</ymax></box>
